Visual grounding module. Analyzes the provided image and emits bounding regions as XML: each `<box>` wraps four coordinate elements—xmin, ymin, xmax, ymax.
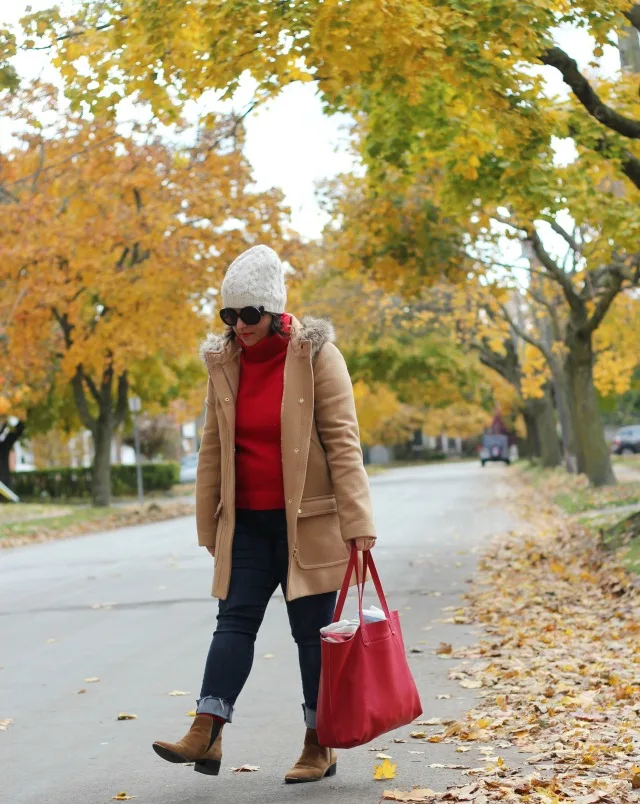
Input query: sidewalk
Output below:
<box><xmin>387</xmin><ymin>474</ymin><xmax>640</xmax><ymax>803</ymax></box>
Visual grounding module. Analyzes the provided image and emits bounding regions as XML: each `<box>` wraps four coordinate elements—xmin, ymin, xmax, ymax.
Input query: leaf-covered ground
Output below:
<box><xmin>524</xmin><ymin>465</ymin><xmax>640</xmax><ymax>516</ymax></box>
<box><xmin>385</xmin><ymin>473</ymin><xmax>640</xmax><ymax>803</ymax></box>
<box><xmin>0</xmin><ymin>500</ymin><xmax>195</xmax><ymax>548</ymax></box>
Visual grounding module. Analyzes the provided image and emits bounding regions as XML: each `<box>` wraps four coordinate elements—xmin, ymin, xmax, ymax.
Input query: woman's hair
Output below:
<box><xmin>224</xmin><ymin>313</ymin><xmax>286</xmax><ymax>342</ymax></box>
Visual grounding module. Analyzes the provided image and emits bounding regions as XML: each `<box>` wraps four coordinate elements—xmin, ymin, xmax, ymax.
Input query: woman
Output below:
<box><xmin>153</xmin><ymin>245</ymin><xmax>376</xmax><ymax>783</ymax></box>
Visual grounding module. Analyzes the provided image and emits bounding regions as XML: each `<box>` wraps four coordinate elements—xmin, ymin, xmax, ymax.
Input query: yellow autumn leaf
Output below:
<box><xmin>112</xmin><ymin>794</ymin><xmax>136</xmax><ymax>801</ymax></box>
<box><xmin>116</xmin><ymin>713</ymin><xmax>137</xmax><ymax>721</ymax></box>
<box><xmin>374</xmin><ymin>758</ymin><xmax>397</xmax><ymax>781</ymax></box>
<box><xmin>186</xmin><ymin>710</ymin><xmax>196</xmax><ymax>717</ymax></box>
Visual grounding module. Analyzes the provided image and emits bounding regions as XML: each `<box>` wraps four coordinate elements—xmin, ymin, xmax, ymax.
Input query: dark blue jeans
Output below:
<box><xmin>197</xmin><ymin>509</ymin><xmax>337</xmax><ymax>727</ymax></box>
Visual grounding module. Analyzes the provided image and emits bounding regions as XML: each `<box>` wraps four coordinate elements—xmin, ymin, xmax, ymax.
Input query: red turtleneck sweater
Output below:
<box><xmin>235</xmin><ymin>320</ymin><xmax>291</xmax><ymax>510</ymax></box>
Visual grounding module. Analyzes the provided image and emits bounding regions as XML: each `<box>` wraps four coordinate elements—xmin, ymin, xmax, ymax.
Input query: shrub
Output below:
<box><xmin>9</xmin><ymin>462</ymin><xmax>180</xmax><ymax>501</ymax></box>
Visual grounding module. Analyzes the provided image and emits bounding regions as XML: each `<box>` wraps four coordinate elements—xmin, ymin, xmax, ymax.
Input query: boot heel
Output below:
<box><xmin>324</xmin><ymin>762</ymin><xmax>337</xmax><ymax>778</ymax></box>
<box><xmin>194</xmin><ymin>758</ymin><xmax>221</xmax><ymax>776</ymax></box>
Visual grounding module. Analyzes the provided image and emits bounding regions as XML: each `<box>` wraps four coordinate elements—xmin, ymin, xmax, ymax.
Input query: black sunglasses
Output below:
<box><xmin>219</xmin><ymin>306</ymin><xmax>265</xmax><ymax>327</ymax></box>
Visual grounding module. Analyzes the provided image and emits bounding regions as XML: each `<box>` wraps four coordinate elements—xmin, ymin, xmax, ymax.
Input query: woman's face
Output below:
<box><xmin>234</xmin><ymin>312</ymin><xmax>272</xmax><ymax>346</ymax></box>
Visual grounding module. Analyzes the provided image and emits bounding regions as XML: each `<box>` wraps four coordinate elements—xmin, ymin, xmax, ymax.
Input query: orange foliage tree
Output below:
<box><xmin>0</xmin><ymin>83</ymin><xmax>297</xmax><ymax>504</ymax></box>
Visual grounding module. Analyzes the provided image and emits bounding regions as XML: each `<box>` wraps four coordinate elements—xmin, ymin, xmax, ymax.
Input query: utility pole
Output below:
<box><xmin>128</xmin><ymin>395</ymin><xmax>144</xmax><ymax>506</ymax></box>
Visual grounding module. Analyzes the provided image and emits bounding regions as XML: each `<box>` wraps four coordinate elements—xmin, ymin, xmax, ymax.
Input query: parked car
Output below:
<box><xmin>611</xmin><ymin>424</ymin><xmax>640</xmax><ymax>455</ymax></box>
<box><xmin>480</xmin><ymin>433</ymin><xmax>510</xmax><ymax>467</ymax></box>
<box><xmin>179</xmin><ymin>453</ymin><xmax>199</xmax><ymax>483</ymax></box>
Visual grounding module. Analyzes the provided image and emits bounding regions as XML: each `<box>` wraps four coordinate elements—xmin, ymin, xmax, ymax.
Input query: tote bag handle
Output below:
<box><xmin>332</xmin><ymin>546</ymin><xmax>395</xmax><ymax>636</ymax></box>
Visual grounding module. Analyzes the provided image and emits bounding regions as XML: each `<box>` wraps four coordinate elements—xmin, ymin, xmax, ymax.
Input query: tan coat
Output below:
<box><xmin>196</xmin><ymin>316</ymin><xmax>376</xmax><ymax>601</ymax></box>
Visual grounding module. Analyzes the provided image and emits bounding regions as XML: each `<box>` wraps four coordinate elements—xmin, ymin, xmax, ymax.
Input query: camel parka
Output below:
<box><xmin>196</xmin><ymin>315</ymin><xmax>376</xmax><ymax>601</ymax></box>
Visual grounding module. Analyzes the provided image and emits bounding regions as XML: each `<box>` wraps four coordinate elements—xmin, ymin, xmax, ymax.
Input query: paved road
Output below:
<box><xmin>0</xmin><ymin>462</ymin><xmax>516</xmax><ymax>804</ymax></box>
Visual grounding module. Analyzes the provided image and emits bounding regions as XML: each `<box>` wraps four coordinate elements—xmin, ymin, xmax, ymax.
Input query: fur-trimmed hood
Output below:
<box><xmin>199</xmin><ymin>315</ymin><xmax>335</xmax><ymax>365</ymax></box>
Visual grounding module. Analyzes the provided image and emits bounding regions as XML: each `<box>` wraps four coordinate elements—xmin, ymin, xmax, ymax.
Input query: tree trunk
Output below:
<box><xmin>71</xmin><ymin>364</ymin><xmax>128</xmax><ymax>507</ymax></box>
<box><xmin>91</xmin><ymin>414</ymin><xmax>113</xmax><ymax>507</ymax></box>
<box><xmin>0</xmin><ymin>442</ymin><xmax>11</xmax><ymax>492</ymax></box>
<box><xmin>521</xmin><ymin>407</ymin><xmax>539</xmax><ymax>459</ymax></box>
<box><xmin>534</xmin><ymin>385</ymin><xmax>562</xmax><ymax>468</ymax></box>
<box><xmin>0</xmin><ymin>421</ymin><xmax>25</xmax><ymax>498</ymax></box>
<box><xmin>565</xmin><ymin>331</ymin><xmax>616</xmax><ymax>486</ymax></box>
<box><xmin>549</xmin><ymin>359</ymin><xmax>580</xmax><ymax>474</ymax></box>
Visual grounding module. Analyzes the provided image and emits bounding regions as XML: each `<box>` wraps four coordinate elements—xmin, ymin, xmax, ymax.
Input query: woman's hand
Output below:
<box><xmin>351</xmin><ymin>537</ymin><xmax>376</xmax><ymax>552</ymax></box>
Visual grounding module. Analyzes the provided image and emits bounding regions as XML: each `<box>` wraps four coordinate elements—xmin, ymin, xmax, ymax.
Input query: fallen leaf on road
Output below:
<box><xmin>373</xmin><ymin>758</ymin><xmax>397</xmax><ymax>780</ymax></box>
<box><xmin>230</xmin><ymin>765</ymin><xmax>260</xmax><ymax>773</ymax></box>
<box><xmin>427</xmin><ymin>735</ymin><xmax>443</xmax><ymax>743</ymax></box>
<box><xmin>409</xmin><ymin>647</ymin><xmax>424</xmax><ymax>654</ymax></box>
<box><xmin>410</xmin><ymin>731</ymin><xmax>426</xmax><ymax>739</ymax></box>
<box><xmin>0</xmin><ymin>719</ymin><xmax>13</xmax><ymax>731</ymax></box>
<box><xmin>633</xmin><ymin>774</ymin><xmax>640</xmax><ymax>789</ymax></box>
<box><xmin>392</xmin><ymin>738</ymin><xmax>408</xmax><ymax>744</ymax></box>
<box><xmin>112</xmin><ymin>793</ymin><xmax>135</xmax><ymax>801</ymax></box>
<box><xmin>368</xmin><ymin>745</ymin><xmax>388</xmax><ymax>752</ymax></box>
<box><xmin>408</xmin><ymin>751</ymin><xmax>425</xmax><ymax>755</ymax></box>
<box><xmin>186</xmin><ymin>710</ymin><xmax>196</xmax><ymax>717</ymax></box>
<box><xmin>117</xmin><ymin>713</ymin><xmax>137</xmax><ymax>721</ymax></box>
<box><xmin>459</xmin><ymin>679</ymin><xmax>482</xmax><ymax>689</ymax></box>
<box><xmin>416</xmin><ymin>718</ymin><xmax>442</xmax><ymax>726</ymax></box>
<box><xmin>377</xmin><ymin>753</ymin><xmax>393</xmax><ymax>760</ymax></box>
<box><xmin>263</xmin><ymin>653</ymin><xmax>275</xmax><ymax>659</ymax></box>
<box><xmin>77</xmin><ymin>689</ymin><xmax>87</xmax><ymax>694</ymax></box>
<box><xmin>382</xmin><ymin>788</ymin><xmax>435</xmax><ymax>801</ymax></box>
<box><xmin>168</xmin><ymin>690</ymin><xmax>190</xmax><ymax>696</ymax></box>
<box><xmin>429</xmin><ymin>763</ymin><xmax>470</xmax><ymax>769</ymax></box>
<box><xmin>435</xmin><ymin>642</ymin><xmax>452</xmax><ymax>655</ymax></box>
<box><xmin>84</xmin><ymin>677</ymin><xmax>100</xmax><ymax>683</ymax></box>
<box><xmin>456</xmin><ymin>747</ymin><xmax>471</xmax><ymax>752</ymax></box>
<box><xmin>436</xmin><ymin>694</ymin><xmax>451</xmax><ymax>699</ymax></box>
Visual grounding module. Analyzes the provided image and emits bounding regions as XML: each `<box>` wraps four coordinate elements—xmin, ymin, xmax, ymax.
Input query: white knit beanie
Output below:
<box><xmin>221</xmin><ymin>245</ymin><xmax>287</xmax><ymax>314</ymax></box>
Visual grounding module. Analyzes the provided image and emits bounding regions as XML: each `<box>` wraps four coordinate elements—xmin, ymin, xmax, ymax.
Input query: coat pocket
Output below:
<box><xmin>297</xmin><ymin>494</ymin><xmax>337</xmax><ymax>518</ymax></box>
<box><xmin>295</xmin><ymin>495</ymin><xmax>349</xmax><ymax>569</ymax></box>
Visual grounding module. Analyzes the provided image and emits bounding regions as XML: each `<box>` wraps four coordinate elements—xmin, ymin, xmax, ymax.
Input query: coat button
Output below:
<box><xmin>299</xmin><ymin>398</ymin><xmax>304</xmax><ymax>403</ymax></box>
<box><xmin>225</xmin><ymin>397</ymin><xmax>230</xmax><ymax>402</ymax></box>
<box><xmin>298</xmin><ymin>509</ymin><xmax>302</xmax><ymax>514</ymax></box>
<box><xmin>288</xmin><ymin>499</ymin><xmax>293</xmax><ymax>504</ymax></box>
<box><xmin>294</xmin><ymin>448</ymin><xmax>299</xmax><ymax>453</ymax></box>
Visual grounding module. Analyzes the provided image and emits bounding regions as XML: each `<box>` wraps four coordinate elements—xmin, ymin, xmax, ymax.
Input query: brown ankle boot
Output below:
<box><xmin>153</xmin><ymin>715</ymin><xmax>224</xmax><ymax>776</ymax></box>
<box><xmin>284</xmin><ymin>728</ymin><xmax>337</xmax><ymax>784</ymax></box>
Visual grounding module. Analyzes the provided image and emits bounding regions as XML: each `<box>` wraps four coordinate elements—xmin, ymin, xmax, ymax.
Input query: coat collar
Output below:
<box><xmin>199</xmin><ymin>315</ymin><xmax>335</xmax><ymax>366</ymax></box>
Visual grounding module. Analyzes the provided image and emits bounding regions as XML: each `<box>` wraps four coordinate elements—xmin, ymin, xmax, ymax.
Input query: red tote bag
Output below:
<box><xmin>317</xmin><ymin>546</ymin><xmax>422</xmax><ymax>749</ymax></box>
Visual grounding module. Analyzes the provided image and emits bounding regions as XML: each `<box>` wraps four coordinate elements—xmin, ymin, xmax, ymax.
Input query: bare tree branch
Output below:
<box><xmin>72</xmin><ymin>368</ymin><xmax>96</xmax><ymax>434</ymax></box>
<box><xmin>524</xmin><ymin>284</ymin><xmax>562</xmax><ymax>336</ymax></box>
<box><xmin>51</xmin><ymin>306</ymin><xmax>73</xmax><ymax>348</ymax></box>
<box><xmin>586</xmin><ymin>271</ymin><xmax>625</xmax><ymax>333</ymax></box>
<box><xmin>541</xmin><ymin>47</ymin><xmax>640</xmax><ymax>139</ymax></box>
<box><xmin>548</xmin><ymin>220</ymin><xmax>582</xmax><ymax>253</ymax></box>
<box><xmin>622</xmin><ymin>149</ymin><xmax>640</xmax><ymax>190</ymax></box>
<box><xmin>498</xmin><ymin>300</ymin><xmax>553</xmax><ymax>363</ymax></box>
<box><xmin>26</xmin><ymin>17</ymin><xmax>128</xmax><ymax>51</ymax></box>
<box><xmin>528</xmin><ymin>230</ymin><xmax>583</xmax><ymax>314</ymax></box>
<box><xmin>83</xmin><ymin>372</ymin><xmax>102</xmax><ymax>405</ymax></box>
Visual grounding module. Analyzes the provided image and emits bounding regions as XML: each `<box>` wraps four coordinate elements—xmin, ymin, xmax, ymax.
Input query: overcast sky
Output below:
<box><xmin>1</xmin><ymin>3</ymin><xmax>622</xmax><ymax>241</ymax></box>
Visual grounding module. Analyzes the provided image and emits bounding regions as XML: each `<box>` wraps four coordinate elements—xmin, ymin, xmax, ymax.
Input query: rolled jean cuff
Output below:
<box><xmin>302</xmin><ymin>704</ymin><xmax>316</xmax><ymax>729</ymax></box>
<box><xmin>196</xmin><ymin>696</ymin><xmax>234</xmax><ymax>723</ymax></box>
